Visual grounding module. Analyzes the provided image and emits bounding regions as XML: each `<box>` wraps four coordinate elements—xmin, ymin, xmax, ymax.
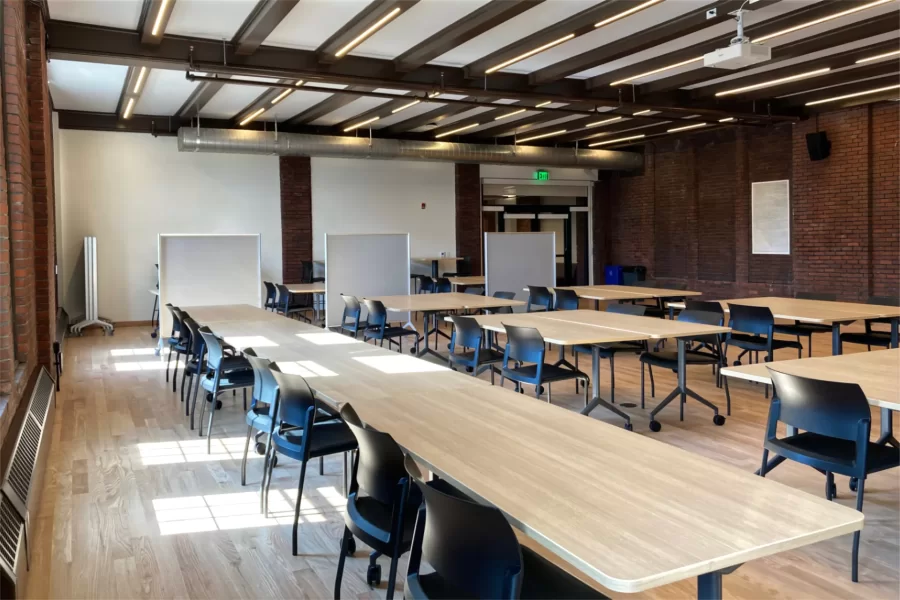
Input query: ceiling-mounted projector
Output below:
<box><xmin>703</xmin><ymin>6</ymin><xmax>771</xmax><ymax>69</ymax></box>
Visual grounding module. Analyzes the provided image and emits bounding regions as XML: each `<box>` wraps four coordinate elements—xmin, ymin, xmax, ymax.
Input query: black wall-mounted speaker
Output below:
<box><xmin>806</xmin><ymin>131</ymin><xmax>831</xmax><ymax>161</ymax></box>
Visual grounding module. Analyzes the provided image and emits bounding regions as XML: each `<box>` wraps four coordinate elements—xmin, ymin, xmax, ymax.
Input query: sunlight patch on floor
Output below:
<box><xmin>114</xmin><ymin>361</ymin><xmax>168</xmax><ymax>371</ymax></box>
<box><xmin>137</xmin><ymin>436</ymin><xmax>264</xmax><ymax>465</ymax></box>
<box><xmin>276</xmin><ymin>361</ymin><xmax>338</xmax><ymax>377</ymax></box>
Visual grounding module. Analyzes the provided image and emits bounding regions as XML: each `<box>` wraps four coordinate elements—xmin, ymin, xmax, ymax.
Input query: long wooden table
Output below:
<box><xmin>527</xmin><ymin>285</ymin><xmax>701</xmax><ymax>310</ymax></box>
<box><xmin>447</xmin><ymin>275</ymin><xmax>484</xmax><ymax>288</ymax></box>
<box><xmin>184</xmin><ymin>304</ymin><xmax>864</xmax><ymax>598</ymax></box>
<box><xmin>286</xmin><ymin>282</ymin><xmax>326</xmax><ymax>294</ymax></box>
<box><xmin>456</xmin><ymin>310</ymin><xmax>731</xmax><ymax>431</ymax></box>
<box><xmin>668</xmin><ymin>297</ymin><xmax>900</xmax><ymax>355</ymax></box>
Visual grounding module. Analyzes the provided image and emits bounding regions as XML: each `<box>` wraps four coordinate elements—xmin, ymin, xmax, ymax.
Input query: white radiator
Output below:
<box><xmin>70</xmin><ymin>236</ymin><xmax>114</xmax><ymax>335</ymax></box>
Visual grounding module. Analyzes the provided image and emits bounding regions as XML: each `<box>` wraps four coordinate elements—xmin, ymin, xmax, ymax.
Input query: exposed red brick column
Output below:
<box><xmin>27</xmin><ymin>3</ymin><xmax>54</xmax><ymax>369</ymax></box>
<box><xmin>279</xmin><ymin>156</ymin><xmax>312</xmax><ymax>283</ymax></box>
<box><xmin>455</xmin><ymin>163</ymin><xmax>482</xmax><ymax>275</ymax></box>
<box><xmin>0</xmin><ymin>36</ymin><xmax>8</xmax><ymax>393</ymax></box>
<box><xmin>871</xmin><ymin>103</ymin><xmax>899</xmax><ymax>299</ymax></box>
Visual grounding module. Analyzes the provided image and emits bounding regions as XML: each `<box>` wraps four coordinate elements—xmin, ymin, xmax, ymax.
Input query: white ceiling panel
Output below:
<box><xmin>135</xmin><ymin>69</ymin><xmax>198</xmax><ymax>115</ymax></box>
<box><xmin>166</xmin><ymin>0</ymin><xmax>258</xmax><ymax>40</ymax></box>
<box><xmin>48</xmin><ymin>0</ymin><xmax>143</xmax><ymax>29</ymax></box>
<box><xmin>418</xmin><ymin>106</ymin><xmax>495</xmax><ymax>130</ymax></box>
<box><xmin>48</xmin><ymin>59</ymin><xmax>127</xmax><ymax>112</ymax></box>
<box><xmin>465</xmin><ymin>110</ymin><xmax>541</xmax><ymax>133</ymax></box>
<box><xmin>352</xmin><ymin>0</ymin><xmax>493</xmax><ymax>59</ymax></box>
<box><xmin>433</xmin><ymin>0</ymin><xmax>604</xmax><ymax>67</ymax></box>
<box><xmin>304</xmin><ymin>82</ymin><xmax>350</xmax><ymax>90</ymax></box>
<box><xmin>508</xmin><ymin>113</ymin><xmax>588</xmax><ymax>134</ymax></box>
<box><xmin>372</xmin><ymin>100</ymin><xmax>447</xmax><ymax>128</ymax></box>
<box><xmin>310</xmin><ymin>96</ymin><xmax>393</xmax><ymax>126</ymax></box>
<box><xmin>264</xmin><ymin>0</ymin><xmax>372</xmax><ymax>51</ymax></box>
<box><xmin>261</xmin><ymin>89</ymin><xmax>337</xmax><ymax>121</ymax></box>
<box><xmin>201</xmin><ymin>78</ymin><xmax>280</xmax><ymax>119</ymax></box>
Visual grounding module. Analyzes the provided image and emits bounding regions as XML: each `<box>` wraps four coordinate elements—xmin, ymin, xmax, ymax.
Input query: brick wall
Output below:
<box><xmin>279</xmin><ymin>156</ymin><xmax>312</xmax><ymax>283</ymax></box>
<box><xmin>455</xmin><ymin>163</ymin><xmax>482</xmax><ymax>275</ymax></box>
<box><xmin>596</xmin><ymin>103</ymin><xmax>899</xmax><ymax>301</ymax></box>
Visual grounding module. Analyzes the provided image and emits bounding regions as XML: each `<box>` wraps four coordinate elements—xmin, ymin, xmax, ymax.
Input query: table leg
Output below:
<box><xmin>876</xmin><ymin>407</ymin><xmax>899</xmax><ymax>447</ymax></box>
<box><xmin>697</xmin><ymin>564</ymin><xmax>741</xmax><ymax>600</ymax></box>
<box><xmin>415</xmin><ymin>311</ymin><xmax>447</xmax><ymax>360</ymax></box>
<box><xmin>832</xmin><ymin>322</ymin><xmax>843</xmax><ymax>356</ymax></box>
<box><xmin>580</xmin><ymin>346</ymin><xmax>632</xmax><ymax>429</ymax></box>
<box><xmin>649</xmin><ymin>339</ymin><xmax>723</xmax><ymax>431</ymax></box>
<box><xmin>892</xmin><ymin>318</ymin><xmax>899</xmax><ymax>349</ymax></box>
<box><xmin>431</xmin><ymin>260</ymin><xmax>439</xmax><ymax>279</ymax></box>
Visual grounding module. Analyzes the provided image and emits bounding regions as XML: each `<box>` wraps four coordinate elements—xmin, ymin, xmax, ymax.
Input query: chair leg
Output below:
<box><xmin>852</xmin><ymin>477</ymin><xmax>865</xmax><ymax>582</ymax></box>
<box><xmin>180</xmin><ymin>368</ymin><xmax>189</xmax><ymax>405</ymax></box>
<box><xmin>334</xmin><ymin>526</ymin><xmax>352</xmax><ymax>600</ymax></box>
<box><xmin>386</xmin><ymin>551</ymin><xmax>401</xmax><ymax>600</ymax></box>
<box><xmin>547</xmin><ymin>383</ymin><xmax>552</xmax><ymax>404</ymax></box>
<box><xmin>206</xmin><ymin>382</ymin><xmax>221</xmax><ymax>453</ymax></box>
<box><xmin>292</xmin><ymin>459</ymin><xmax>310</xmax><ymax>556</ymax></box>
<box><xmin>574</xmin><ymin>353</ymin><xmax>579</xmax><ymax>393</ymax></box>
<box><xmin>319</xmin><ymin>456</ymin><xmax>324</xmax><ymax>476</ymax></box>
<box><xmin>825</xmin><ymin>471</ymin><xmax>835</xmax><ymax>501</ymax></box>
<box><xmin>648</xmin><ymin>364</ymin><xmax>655</xmax><ymax>397</ymax></box>
<box><xmin>241</xmin><ymin>425</ymin><xmax>253</xmax><ymax>486</ymax></box>
<box><xmin>172</xmin><ymin>352</ymin><xmax>180</xmax><ymax>392</ymax></box>
<box><xmin>190</xmin><ymin>375</ymin><xmax>202</xmax><ymax>430</ymax></box>
<box><xmin>262</xmin><ymin>446</ymin><xmax>276</xmax><ymax>516</ymax></box>
<box><xmin>797</xmin><ymin>336</ymin><xmax>802</xmax><ymax>359</ymax></box>
<box><xmin>640</xmin><ymin>362</ymin><xmax>645</xmax><ymax>409</ymax></box>
<box><xmin>166</xmin><ymin>345</ymin><xmax>173</xmax><ymax>382</ymax></box>
<box><xmin>609</xmin><ymin>355</ymin><xmax>615</xmax><ymax>404</ymax></box>
<box><xmin>808</xmin><ymin>334</ymin><xmax>813</xmax><ymax>357</ymax></box>
<box><xmin>243</xmin><ymin>388</ymin><xmax>247</xmax><ymax>411</ymax></box>
<box><xmin>723</xmin><ymin>371</ymin><xmax>732</xmax><ymax>416</ymax></box>
<box><xmin>758</xmin><ymin>448</ymin><xmax>770</xmax><ymax>477</ymax></box>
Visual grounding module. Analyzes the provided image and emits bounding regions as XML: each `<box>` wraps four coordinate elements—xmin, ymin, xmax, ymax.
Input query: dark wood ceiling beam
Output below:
<box><xmin>317</xmin><ymin>0</ymin><xmax>420</xmax><ymax>64</ymax></box>
<box><xmin>176</xmin><ymin>75</ymin><xmax>230</xmax><ymax>117</ymax></box>
<box><xmin>381</xmin><ymin>102</ymin><xmax>470</xmax><ymax>133</ymax></box>
<box><xmin>139</xmin><ymin>0</ymin><xmax>176</xmax><ymax>45</ymax></box>
<box><xmin>395</xmin><ymin>0</ymin><xmax>543</xmax><ymax>72</ymax></box>
<box><xmin>778</xmin><ymin>76</ymin><xmax>900</xmax><ymax>108</ymax></box>
<box><xmin>470</xmin><ymin>113</ymin><xmax>563</xmax><ymax>139</ymax></box>
<box><xmin>231</xmin><ymin>79</ymin><xmax>295</xmax><ymax>126</ymax></box>
<box><xmin>232</xmin><ymin>0</ymin><xmax>300</xmax><ymax>56</ymax></box>
<box><xmin>744</xmin><ymin>63</ymin><xmax>898</xmax><ymax>102</ymax></box>
<box><xmin>285</xmin><ymin>86</ymin><xmax>373</xmax><ymax>125</ymax></box>
<box><xmin>586</xmin><ymin>0</ymin><xmax>852</xmax><ymax>89</ymax></box>
<box><xmin>428</xmin><ymin>104</ymin><xmax>532</xmax><ymax>137</ymax></box>
<box><xmin>464</xmin><ymin>0</ymin><xmax>639</xmax><ymax>78</ymax></box>
<box><xmin>332</xmin><ymin>94</ymin><xmax>418</xmax><ymax>131</ymax></box>
<box><xmin>638</xmin><ymin>12</ymin><xmax>899</xmax><ymax>95</ymax></box>
<box><xmin>528</xmin><ymin>0</ymin><xmax>780</xmax><ymax>85</ymax></box>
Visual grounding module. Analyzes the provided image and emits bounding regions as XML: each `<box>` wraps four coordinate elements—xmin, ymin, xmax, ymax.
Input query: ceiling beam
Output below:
<box><xmin>637</xmin><ymin>12</ymin><xmax>899</xmax><ymax>95</ymax></box>
<box><xmin>381</xmin><ymin>101</ymin><xmax>474</xmax><ymax>134</ymax></box>
<box><xmin>232</xmin><ymin>79</ymin><xmax>298</xmax><ymax>127</ymax></box>
<box><xmin>779</xmin><ymin>77</ymin><xmax>900</xmax><ymax>108</ymax></box>
<box><xmin>750</xmin><ymin>63</ymin><xmax>898</xmax><ymax>102</ymax></box>
<box><xmin>464</xmin><ymin>0</ymin><xmax>641</xmax><ymax>78</ymax></box>
<box><xmin>317</xmin><ymin>0</ymin><xmax>420</xmax><ymax>64</ymax></box>
<box><xmin>528</xmin><ymin>0</ymin><xmax>780</xmax><ymax>85</ymax></box>
<box><xmin>285</xmin><ymin>86</ymin><xmax>373</xmax><ymax>125</ymax></box>
<box><xmin>176</xmin><ymin>75</ymin><xmax>230</xmax><ymax>118</ymax></box>
<box><xmin>331</xmin><ymin>94</ymin><xmax>422</xmax><ymax>132</ymax></box>
<box><xmin>394</xmin><ymin>0</ymin><xmax>543</xmax><ymax>72</ymax></box>
<box><xmin>469</xmin><ymin>113</ymin><xmax>559</xmax><ymax>139</ymax></box>
<box><xmin>139</xmin><ymin>0</ymin><xmax>176</xmax><ymax>45</ymax></box>
<box><xmin>232</xmin><ymin>0</ymin><xmax>300</xmax><ymax>56</ymax></box>
<box><xmin>116</xmin><ymin>65</ymin><xmax>151</xmax><ymax>120</ymax></box>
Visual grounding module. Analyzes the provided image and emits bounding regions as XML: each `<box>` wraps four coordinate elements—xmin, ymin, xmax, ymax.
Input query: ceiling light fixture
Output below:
<box><xmin>123</xmin><ymin>97</ymin><xmax>135</xmax><ymax>120</ymax></box>
<box><xmin>133</xmin><ymin>66</ymin><xmax>148</xmax><ymax>94</ymax></box>
<box><xmin>485</xmin><ymin>33</ymin><xmax>576</xmax><ymax>74</ymax></box>
<box><xmin>715</xmin><ymin>68</ymin><xmax>831</xmax><ymax>96</ymax></box>
<box><xmin>428</xmin><ymin>91</ymin><xmax>441</xmax><ymax>98</ymax></box>
<box><xmin>805</xmin><ymin>83</ymin><xmax>900</xmax><ymax>106</ymax></box>
<box><xmin>754</xmin><ymin>0</ymin><xmax>895</xmax><ymax>44</ymax></box>
<box><xmin>391</xmin><ymin>99</ymin><xmax>421</xmax><ymax>114</ymax></box>
<box><xmin>239</xmin><ymin>107</ymin><xmax>266</xmax><ymax>126</ymax></box>
<box><xmin>271</xmin><ymin>89</ymin><xmax>293</xmax><ymax>104</ymax></box>
<box><xmin>668</xmin><ymin>122</ymin><xmax>708</xmax><ymax>133</ymax></box>
<box><xmin>495</xmin><ymin>109</ymin><xmax>527</xmax><ymax>120</ymax></box>
<box><xmin>595</xmin><ymin>0</ymin><xmax>662</xmax><ymax>28</ymax></box>
<box><xmin>588</xmin><ymin>134</ymin><xmax>645</xmax><ymax>147</ymax></box>
<box><xmin>517</xmin><ymin>129</ymin><xmax>567</xmax><ymax>143</ymax></box>
<box><xmin>856</xmin><ymin>49</ymin><xmax>900</xmax><ymax>64</ymax></box>
<box><xmin>719</xmin><ymin>117</ymin><xmax>736</xmax><ymax>122</ymax></box>
<box><xmin>435</xmin><ymin>123</ymin><xmax>479</xmax><ymax>138</ymax></box>
<box><xmin>633</xmin><ymin>109</ymin><xmax>652</xmax><ymax>116</ymax></box>
<box><xmin>295</xmin><ymin>80</ymin><xmax>305</xmax><ymax>86</ymax></box>
<box><xmin>335</xmin><ymin>7</ymin><xmax>401</xmax><ymax>57</ymax></box>
<box><xmin>151</xmin><ymin>0</ymin><xmax>170</xmax><ymax>36</ymax></box>
<box><xmin>610</xmin><ymin>56</ymin><xmax>703</xmax><ymax>86</ymax></box>
<box><xmin>343</xmin><ymin>116</ymin><xmax>381</xmax><ymax>131</ymax></box>
<box><xmin>535</xmin><ymin>101</ymin><xmax>552</xmax><ymax>108</ymax></box>
<box><xmin>586</xmin><ymin>116</ymin><xmax>623</xmax><ymax>127</ymax></box>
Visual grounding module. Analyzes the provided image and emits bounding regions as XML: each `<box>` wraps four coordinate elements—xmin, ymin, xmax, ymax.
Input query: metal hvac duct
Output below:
<box><xmin>177</xmin><ymin>128</ymin><xmax>643</xmax><ymax>170</ymax></box>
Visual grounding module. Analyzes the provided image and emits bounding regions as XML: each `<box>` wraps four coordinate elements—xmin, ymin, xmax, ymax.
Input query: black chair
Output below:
<box><xmin>447</xmin><ymin>316</ymin><xmax>503</xmax><ymax>383</ymax></box>
<box><xmin>339</xmin><ymin>295</ymin><xmax>368</xmax><ymax>338</ymax></box>
<box><xmin>840</xmin><ymin>295</ymin><xmax>900</xmax><ymax>351</ymax></box>
<box><xmin>404</xmin><ymin>455</ymin><xmax>608</xmax><ymax>600</ymax></box>
<box><xmin>363</xmin><ymin>299</ymin><xmax>420</xmax><ymax>353</ymax></box>
<box><xmin>434</xmin><ymin>278</ymin><xmax>452</xmax><ymax>294</ymax></box>
<box><xmin>526</xmin><ymin>286</ymin><xmax>552</xmax><ymax>312</ymax></box>
<box><xmin>553</xmin><ymin>289</ymin><xmax>579</xmax><ymax>311</ymax></box>
<box><xmin>241</xmin><ymin>350</ymin><xmax>279</xmax><ymax>487</ymax></box>
<box><xmin>180</xmin><ymin>315</ymin><xmax>206</xmax><ymax>424</ymax></box>
<box><xmin>275</xmin><ymin>283</ymin><xmax>313</xmax><ymax>323</ymax></box>
<box><xmin>724</xmin><ymin>304</ymin><xmax>803</xmax><ymax>398</ymax></box>
<box><xmin>573</xmin><ymin>303</ymin><xmax>649</xmax><ymax>401</ymax></box>
<box><xmin>684</xmin><ymin>299</ymin><xmax>727</xmax><ymax>385</ymax></box>
<box><xmin>759</xmin><ymin>370</ymin><xmax>900</xmax><ymax>582</ymax></box>
<box><xmin>416</xmin><ymin>275</ymin><xmax>435</xmax><ymax>294</ymax></box>
<box><xmin>334</xmin><ymin>405</ymin><xmax>419</xmax><ymax>599</ymax></box>
<box><xmin>773</xmin><ymin>292</ymin><xmax>837</xmax><ymax>357</ymax></box>
<box><xmin>263</xmin><ymin>281</ymin><xmax>278</xmax><ymax>311</ymax></box>
<box><xmin>492</xmin><ymin>291</ymin><xmax>517</xmax><ymax>315</ymax></box>
<box><xmin>456</xmin><ymin>257</ymin><xmax>473</xmax><ymax>277</ymax></box>
<box><xmin>501</xmin><ymin>324</ymin><xmax>588</xmax><ymax>404</ymax></box>
<box><xmin>264</xmin><ymin>369</ymin><xmax>357</xmax><ymax>556</ymax></box>
<box><xmin>195</xmin><ymin>327</ymin><xmax>254</xmax><ymax>452</ymax></box>
<box><xmin>165</xmin><ymin>304</ymin><xmax>188</xmax><ymax>392</ymax></box>
<box><xmin>300</xmin><ymin>260</ymin><xmax>314</xmax><ymax>283</ymax></box>
<box><xmin>464</xmin><ymin>286</ymin><xmax>485</xmax><ymax>296</ymax></box>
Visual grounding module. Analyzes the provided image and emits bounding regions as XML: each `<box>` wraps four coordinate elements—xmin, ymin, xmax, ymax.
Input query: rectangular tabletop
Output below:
<box><xmin>184</xmin><ymin>304</ymin><xmax>861</xmax><ymax>594</ymax></box>
<box><xmin>720</xmin><ymin>349</ymin><xmax>900</xmax><ymax>412</ymax></box>
<box><xmin>448</xmin><ymin>275</ymin><xmax>485</xmax><ymax>286</ymax></box>
<box><xmin>544</xmin><ymin>310</ymin><xmax>731</xmax><ymax>339</ymax></box>
<box><xmin>668</xmin><ymin>296</ymin><xmax>900</xmax><ymax>324</ymax></box>
<box><xmin>286</xmin><ymin>283</ymin><xmax>326</xmax><ymax>294</ymax></box>
<box><xmin>454</xmin><ymin>312</ymin><xmax>652</xmax><ymax>346</ymax></box>
<box><xmin>593</xmin><ymin>285</ymin><xmax>702</xmax><ymax>299</ymax></box>
<box><xmin>368</xmin><ymin>292</ymin><xmax>523</xmax><ymax>313</ymax></box>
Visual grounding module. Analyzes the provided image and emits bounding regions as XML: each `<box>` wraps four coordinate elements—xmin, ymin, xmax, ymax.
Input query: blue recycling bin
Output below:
<box><xmin>604</xmin><ymin>265</ymin><xmax>624</xmax><ymax>285</ymax></box>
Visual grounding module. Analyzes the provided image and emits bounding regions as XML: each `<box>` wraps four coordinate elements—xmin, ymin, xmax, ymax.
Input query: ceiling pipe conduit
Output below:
<box><xmin>177</xmin><ymin>128</ymin><xmax>644</xmax><ymax>170</ymax></box>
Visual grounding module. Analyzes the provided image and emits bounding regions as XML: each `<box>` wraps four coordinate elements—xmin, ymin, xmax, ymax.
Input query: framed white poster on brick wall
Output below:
<box><xmin>751</xmin><ymin>180</ymin><xmax>790</xmax><ymax>255</ymax></box>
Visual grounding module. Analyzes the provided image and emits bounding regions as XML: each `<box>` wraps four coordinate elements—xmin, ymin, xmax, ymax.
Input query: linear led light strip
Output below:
<box><xmin>239</xmin><ymin>107</ymin><xmax>266</xmax><ymax>126</ymax></box>
<box><xmin>271</xmin><ymin>80</ymin><xmax>305</xmax><ymax>105</ymax></box>
<box><xmin>344</xmin><ymin>116</ymin><xmax>380</xmax><ymax>131</ymax></box>
<box><xmin>133</xmin><ymin>66</ymin><xmax>148</xmax><ymax>94</ymax></box>
<box><xmin>668</xmin><ymin>122</ymin><xmax>707</xmax><ymax>133</ymax></box>
<box><xmin>517</xmin><ymin>129</ymin><xmax>567</xmax><ymax>143</ymax></box>
<box><xmin>589</xmin><ymin>134</ymin><xmax>645</xmax><ymax>147</ymax></box>
<box><xmin>806</xmin><ymin>83</ymin><xmax>900</xmax><ymax>106</ymax></box>
<box><xmin>611</xmin><ymin>0</ymin><xmax>896</xmax><ymax>86</ymax></box>
<box><xmin>495</xmin><ymin>109</ymin><xmax>527</xmax><ymax>120</ymax></box>
<box><xmin>392</xmin><ymin>99</ymin><xmax>421</xmax><ymax>114</ymax></box>
<box><xmin>485</xmin><ymin>34</ymin><xmax>575</xmax><ymax>74</ymax></box>
<box><xmin>535</xmin><ymin>101</ymin><xmax>552</xmax><ymax>108</ymax></box>
<box><xmin>716</xmin><ymin>68</ymin><xmax>831</xmax><ymax>96</ymax></box>
<box><xmin>123</xmin><ymin>97</ymin><xmax>136</xmax><ymax>120</ymax></box>
<box><xmin>586</xmin><ymin>116</ymin><xmax>622</xmax><ymax>127</ymax></box>
<box><xmin>435</xmin><ymin>123</ymin><xmax>479</xmax><ymax>138</ymax></box>
<box><xmin>856</xmin><ymin>49</ymin><xmax>900</xmax><ymax>64</ymax></box>
<box><xmin>595</xmin><ymin>0</ymin><xmax>662</xmax><ymax>28</ymax></box>
<box><xmin>151</xmin><ymin>0</ymin><xmax>170</xmax><ymax>36</ymax></box>
<box><xmin>335</xmin><ymin>7</ymin><xmax>401</xmax><ymax>57</ymax></box>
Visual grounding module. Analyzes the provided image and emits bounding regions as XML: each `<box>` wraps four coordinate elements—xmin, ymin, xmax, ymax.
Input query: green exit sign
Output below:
<box><xmin>534</xmin><ymin>169</ymin><xmax>550</xmax><ymax>181</ymax></box>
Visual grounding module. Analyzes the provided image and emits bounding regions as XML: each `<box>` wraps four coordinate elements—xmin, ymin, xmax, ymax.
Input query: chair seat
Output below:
<box><xmin>449</xmin><ymin>348</ymin><xmax>504</xmax><ymax>367</ymax></box>
<box><xmin>246</xmin><ymin>406</ymin><xmax>273</xmax><ymax>431</ymax></box>
<box><xmin>274</xmin><ymin>421</ymin><xmax>357</xmax><ymax>461</ymax></box>
<box><xmin>727</xmin><ymin>333</ymin><xmax>802</xmax><ymax>351</ymax></box>
<box><xmin>766</xmin><ymin>432</ymin><xmax>900</xmax><ymax>475</ymax></box>
<box><xmin>340</xmin><ymin>320</ymin><xmax>368</xmax><ymax>333</ymax></box>
<box><xmin>201</xmin><ymin>367</ymin><xmax>254</xmax><ymax>391</ymax></box>
<box><xmin>839</xmin><ymin>331</ymin><xmax>892</xmax><ymax>347</ymax></box>
<box><xmin>344</xmin><ymin>493</ymin><xmax>418</xmax><ymax>552</ymax></box>
<box><xmin>503</xmin><ymin>363</ymin><xmax>586</xmax><ymax>385</ymax></box>
<box><xmin>640</xmin><ymin>350</ymin><xmax>719</xmax><ymax>369</ymax></box>
<box><xmin>774</xmin><ymin>322</ymin><xmax>832</xmax><ymax>336</ymax></box>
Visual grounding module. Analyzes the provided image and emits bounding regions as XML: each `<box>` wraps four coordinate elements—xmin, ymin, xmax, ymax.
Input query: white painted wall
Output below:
<box><xmin>56</xmin><ymin>129</ymin><xmax>282</xmax><ymax>322</ymax></box>
<box><xmin>311</xmin><ymin>158</ymin><xmax>456</xmax><ymax>275</ymax></box>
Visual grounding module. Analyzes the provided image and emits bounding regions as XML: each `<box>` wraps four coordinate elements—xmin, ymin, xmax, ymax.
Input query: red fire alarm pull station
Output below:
<box><xmin>421</xmin><ymin>202</ymin><xmax>427</xmax><ymax>209</ymax></box>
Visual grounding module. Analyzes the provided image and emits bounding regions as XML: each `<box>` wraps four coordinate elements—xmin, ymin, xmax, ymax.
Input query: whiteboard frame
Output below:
<box><xmin>751</xmin><ymin>179</ymin><xmax>791</xmax><ymax>256</ymax></box>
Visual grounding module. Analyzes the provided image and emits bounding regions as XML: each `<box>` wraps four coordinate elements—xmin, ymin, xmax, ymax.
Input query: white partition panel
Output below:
<box><xmin>158</xmin><ymin>234</ymin><xmax>262</xmax><ymax>335</ymax></box>
<box><xmin>325</xmin><ymin>233</ymin><xmax>410</xmax><ymax>328</ymax></box>
<box><xmin>485</xmin><ymin>232</ymin><xmax>556</xmax><ymax>313</ymax></box>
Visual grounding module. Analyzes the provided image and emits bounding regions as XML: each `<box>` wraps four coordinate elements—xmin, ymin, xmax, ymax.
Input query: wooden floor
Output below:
<box><xmin>24</xmin><ymin>318</ymin><xmax>899</xmax><ymax>599</ymax></box>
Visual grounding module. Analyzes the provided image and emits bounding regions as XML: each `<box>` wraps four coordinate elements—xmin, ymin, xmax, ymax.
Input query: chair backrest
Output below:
<box><xmin>685</xmin><ymin>300</ymin><xmax>724</xmax><ymax>322</ymax></box>
<box><xmin>526</xmin><ymin>286</ymin><xmax>552</xmax><ymax>312</ymax></box>
<box><xmin>244</xmin><ymin>349</ymin><xmax>276</xmax><ymax>411</ymax></box>
<box><xmin>796</xmin><ymin>291</ymin><xmax>837</xmax><ymax>301</ymax></box>
<box><xmin>341</xmin><ymin>295</ymin><xmax>362</xmax><ymax>323</ymax></box>
<box><xmin>417</xmin><ymin>276</ymin><xmax>435</xmax><ymax>294</ymax></box>
<box><xmin>405</xmin><ymin>455</ymin><xmax>523</xmax><ymax>599</ymax></box>
<box><xmin>275</xmin><ymin>284</ymin><xmax>291</xmax><ymax>308</ymax></box>
<box><xmin>768</xmin><ymin>370</ymin><xmax>871</xmax><ymax>442</ymax></box>
<box><xmin>677</xmin><ymin>309</ymin><xmax>722</xmax><ymax>327</ymax></box>
<box><xmin>553</xmin><ymin>289</ymin><xmax>579</xmax><ymax>311</ymax></box>
<box><xmin>263</xmin><ymin>281</ymin><xmax>277</xmax><ymax>303</ymax></box>
<box><xmin>435</xmin><ymin>278</ymin><xmax>452</xmax><ymax>293</ymax></box>
<box><xmin>464</xmin><ymin>286</ymin><xmax>484</xmax><ymax>296</ymax></box>
<box><xmin>165</xmin><ymin>304</ymin><xmax>180</xmax><ymax>335</ymax></box>
<box><xmin>170</xmin><ymin>305</ymin><xmax>187</xmax><ymax>337</ymax></box>
<box><xmin>182</xmin><ymin>316</ymin><xmax>205</xmax><ymax>357</ymax></box>
<box><xmin>300</xmin><ymin>261</ymin><xmax>314</xmax><ymax>283</ymax></box>
<box><xmin>270</xmin><ymin>368</ymin><xmax>319</xmax><ymax>429</ymax></box>
<box><xmin>727</xmin><ymin>304</ymin><xmax>774</xmax><ymax>336</ymax></box>
<box><xmin>503</xmin><ymin>324</ymin><xmax>545</xmax><ymax>364</ymax></box>
<box><xmin>341</xmin><ymin>404</ymin><xmax>407</xmax><ymax>505</ymax></box>
<box><xmin>668</xmin><ymin>281</ymin><xmax>688</xmax><ymax>291</ymax></box>
<box><xmin>607</xmin><ymin>303</ymin><xmax>646</xmax><ymax>317</ymax></box>
<box><xmin>456</xmin><ymin>257</ymin><xmax>472</xmax><ymax>277</ymax></box>
<box><xmin>363</xmin><ymin>299</ymin><xmax>387</xmax><ymax>329</ymax></box>
<box><xmin>448</xmin><ymin>316</ymin><xmax>483</xmax><ymax>352</ymax></box>
<box><xmin>869</xmin><ymin>295</ymin><xmax>899</xmax><ymax>307</ymax></box>
<box><xmin>492</xmin><ymin>291</ymin><xmax>516</xmax><ymax>314</ymax></box>
<box><xmin>198</xmin><ymin>327</ymin><xmax>226</xmax><ymax>371</ymax></box>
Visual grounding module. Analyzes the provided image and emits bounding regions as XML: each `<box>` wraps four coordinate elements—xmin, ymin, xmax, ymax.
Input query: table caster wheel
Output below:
<box><xmin>409</xmin><ymin>347</ymin><xmax>416</xmax><ymax>354</ymax></box>
<box><xmin>255</xmin><ymin>442</ymin><xmax>266</xmax><ymax>455</ymax></box>
<box><xmin>713</xmin><ymin>414</ymin><xmax>726</xmax><ymax>426</ymax></box>
<box><xmin>624</xmin><ymin>423</ymin><xmax>633</xmax><ymax>432</ymax></box>
<box><xmin>537</xmin><ymin>385</ymin><xmax>545</xmax><ymax>395</ymax></box>
<box><xmin>366</xmin><ymin>563</ymin><xmax>382</xmax><ymax>587</ymax></box>
<box><xmin>849</xmin><ymin>477</ymin><xmax>858</xmax><ymax>492</ymax></box>
<box><xmin>649</xmin><ymin>420</ymin><xmax>662</xmax><ymax>432</ymax></box>
<box><xmin>151</xmin><ymin>332</ymin><xmax>158</xmax><ymax>339</ymax></box>
<box><xmin>343</xmin><ymin>536</ymin><xmax>356</xmax><ymax>556</ymax></box>
<box><xmin>215</xmin><ymin>400</ymin><xmax>223</xmax><ymax>410</ymax></box>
